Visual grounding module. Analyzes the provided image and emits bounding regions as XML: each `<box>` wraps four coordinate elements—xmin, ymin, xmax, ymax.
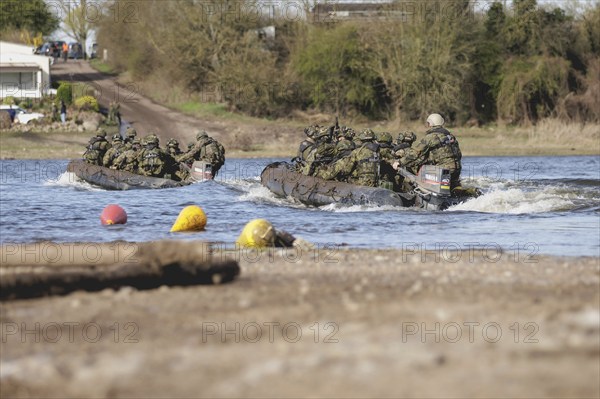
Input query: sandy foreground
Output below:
<box><xmin>0</xmin><ymin>242</ymin><xmax>599</xmax><ymax>398</ymax></box>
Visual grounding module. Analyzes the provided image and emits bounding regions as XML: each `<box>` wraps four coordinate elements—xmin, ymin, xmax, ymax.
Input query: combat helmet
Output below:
<box><xmin>196</xmin><ymin>131</ymin><xmax>209</xmax><ymax>141</ymax></box>
<box><xmin>125</xmin><ymin>127</ymin><xmax>137</xmax><ymax>139</ymax></box>
<box><xmin>426</xmin><ymin>113</ymin><xmax>445</xmax><ymax>127</ymax></box>
<box><xmin>112</xmin><ymin>133</ymin><xmax>122</xmax><ymax>142</ymax></box>
<box><xmin>303</xmin><ymin>125</ymin><xmax>319</xmax><ymax>139</ymax></box>
<box><xmin>145</xmin><ymin>134</ymin><xmax>159</xmax><ymax>146</ymax></box>
<box><xmin>314</xmin><ymin>126</ymin><xmax>332</xmax><ymax>140</ymax></box>
<box><xmin>97</xmin><ymin>129</ymin><xmax>107</xmax><ymax>138</ymax></box>
<box><xmin>377</xmin><ymin>131</ymin><xmax>393</xmax><ymax>144</ymax></box>
<box><xmin>167</xmin><ymin>138</ymin><xmax>179</xmax><ymax>148</ymax></box>
<box><xmin>358</xmin><ymin>128</ymin><xmax>376</xmax><ymax>141</ymax></box>
<box><xmin>396</xmin><ymin>131</ymin><xmax>417</xmax><ymax>144</ymax></box>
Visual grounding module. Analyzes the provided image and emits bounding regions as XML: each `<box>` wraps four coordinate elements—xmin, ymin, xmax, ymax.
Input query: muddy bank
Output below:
<box><xmin>1</xmin><ymin>246</ymin><xmax>598</xmax><ymax>397</ymax></box>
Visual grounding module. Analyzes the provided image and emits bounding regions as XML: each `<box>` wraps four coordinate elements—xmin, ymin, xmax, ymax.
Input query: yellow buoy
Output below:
<box><xmin>170</xmin><ymin>205</ymin><xmax>207</xmax><ymax>232</ymax></box>
<box><xmin>236</xmin><ymin>219</ymin><xmax>276</xmax><ymax>248</ymax></box>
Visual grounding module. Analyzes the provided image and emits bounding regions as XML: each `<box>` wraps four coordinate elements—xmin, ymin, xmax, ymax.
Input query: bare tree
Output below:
<box><xmin>56</xmin><ymin>0</ymin><xmax>95</xmax><ymax>58</ymax></box>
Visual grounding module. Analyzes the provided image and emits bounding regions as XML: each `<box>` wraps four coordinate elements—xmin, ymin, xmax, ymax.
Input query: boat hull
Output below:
<box><xmin>260</xmin><ymin>162</ymin><xmax>411</xmax><ymax>207</ymax></box>
<box><xmin>67</xmin><ymin>160</ymin><xmax>189</xmax><ymax>190</ymax></box>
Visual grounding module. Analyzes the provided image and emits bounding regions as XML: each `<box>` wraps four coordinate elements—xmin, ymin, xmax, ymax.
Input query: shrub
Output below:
<box><xmin>74</xmin><ymin>96</ymin><xmax>100</xmax><ymax>112</ymax></box>
<box><xmin>56</xmin><ymin>82</ymin><xmax>73</xmax><ymax>105</ymax></box>
<box><xmin>2</xmin><ymin>96</ymin><xmax>16</xmax><ymax>105</ymax></box>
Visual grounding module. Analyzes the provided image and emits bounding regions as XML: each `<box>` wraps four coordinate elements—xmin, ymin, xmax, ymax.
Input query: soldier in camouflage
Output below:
<box><xmin>123</xmin><ymin>127</ymin><xmax>137</xmax><ymax>149</ymax></box>
<box><xmin>166</xmin><ymin>138</ymin><xmax>183</xmax><ymax>157</ymax></box>
<box><xmin>293</xmin><ymin>125</ymin><xmax>318</xmax><ymax>171</ymax></box>
<box><xmin>376</xmin><ymin>131</ymin><xmax>396</xmax><ymax>190</ymax></box>
<box><xmin>300</xmin><ymin>126</ymin><xmax>336</xmax><ymax>176</ymax></box>
<box><xmin>102</xmin><ymin>134</ymin><xmax>127</xmax><ymax>168</ymax></box>
<box><xmin>137</xmin><ymin>134</ymin><xmax>166</xmax><ymax>177</ymax></box>
<box><xmin>83</xmin><ymin>129</ymin><xmax>112</xmax><ymax>165</ymax></box>
<box><xmin>177</xmin><ymin>131</ymin><xmax>225</xmax><ymax>177</ymax></box>
<box><xmin>319</xmin><ymin>129</ymin><xmax>380</xmax><ymax>187</ymax></box>
<box><xmin>397</xmin><ymin>114</ymin><xmax>462</xmax><ymax>188</ymax></box>
<box><xmin>333</xmin><ymin>127</ymin><xmax>356</xmax><ymax>160</ymax></box>
<box><xmin>112</xmin><ymin>138</ymin><xmax>142</xmax><ymax>173</ymax></box>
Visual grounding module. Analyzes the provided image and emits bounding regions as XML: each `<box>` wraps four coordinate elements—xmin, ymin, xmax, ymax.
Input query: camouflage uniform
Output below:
<box><xmin>177</xmin><ymin>131</ymin><xmax>225</xmax><ymax>177</ymax></box>
<box><xmin>112</xmin><ymin>138</ymin><xmax>142</xmax><ymax>173</ymax></box>
<box><xmin>137</xmin><ymin>134</ymin><xmax>166</xmax><ymax>177</ymax></box>
<box><xmin>376</xmin><ymin>132</ymin><xmax>396</xmax><ymax>191</ymax></box>
<box><xmin>123</xmin><ymin>127</ymin><xmax>137</xmax><ymax>149</ymax></box>
<box><xmin>319</xmin><ymin>129</ymin><xmax>380</xmax><ymax>187</ymax></box>
<box><xmin>102</xmin><ymin>134</ymin><xmax>127</xmax><ymax>168</ymax></box>
<box><xmin>400</xmin><ymin>127</ymin><xmax>462</xmax><ymax>187</ymax></box>
<box><xmin>333</xmin><ymin>127</ymin><xmax>356</xmax><ymax>160</ymax></box>
<box><xmin>199</xmin><ymin>137</ymin><xmax>225</xmax><ymax>177</ymax></box>
<box><xmin>293</xmin><ymin>125</ymin><xmax>319</xmax><ymax>171</ymax></box>
<box><xmin>300</xmin><ymin>127</ymin><xmax>335</xmax><ymax>176</ymax></box>
<box><xmin>83</xmin><ymin>130</ymin><xmax>112</xmax><ymax>165</ymax></box>
<box><xmin>334</xmin><ymin>138</ymin><xmax>355</xmax><ymax>160</ymax></box>
<box><xmin>166</xmin><ymin>139</ymin><xmax>182</xmax><ymax>157</ymax></box>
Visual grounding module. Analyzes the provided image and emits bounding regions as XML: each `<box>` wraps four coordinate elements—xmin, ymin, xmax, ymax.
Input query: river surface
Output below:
<box><xmin>0</xmin><ymin>156</ymin><xmax>598</xmax><ymax>257</ymax></box>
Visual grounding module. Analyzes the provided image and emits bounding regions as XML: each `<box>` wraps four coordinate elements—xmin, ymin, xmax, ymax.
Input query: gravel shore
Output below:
<box><xmin>1</xmin><ymin>246</ymin><xmax>599</xmax><ymax>398</ymax></box>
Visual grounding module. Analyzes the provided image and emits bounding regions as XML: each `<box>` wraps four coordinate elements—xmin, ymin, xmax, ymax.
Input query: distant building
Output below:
<box><xmin>310</xmin><ymin>1</ymin><xmax>404</xmax><ymax>22</ymax></box>
<box><xmin>0</xmin><ymin>41</ymin><xmax>51</xmax><ymax>99</ymax></box>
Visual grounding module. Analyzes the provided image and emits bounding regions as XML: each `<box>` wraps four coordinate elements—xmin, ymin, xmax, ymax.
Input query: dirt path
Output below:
<box><xmin>1</xmin><ymin>246</ymin><xmax>599</xmax><ymax>398</ymax></box>
<box><xmin>50</xmin><ymin>61</ymin><xmax>303</xmax><ymax>154</ymax></box>
<box><xmin>52</xmin><ymin>61</ymin><xmax>208</xmax><ymax>145</ymax></box>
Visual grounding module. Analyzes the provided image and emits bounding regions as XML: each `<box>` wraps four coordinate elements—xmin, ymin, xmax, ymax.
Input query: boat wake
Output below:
<box><xmin>44</xmin><ymin>172</ymin><xmax>102</xmax><ymax>191</ymax></box>
<box><xmin>450</xmin><ymin>176</ymin><xmax>598</xmax><ymax>214</ymax></box>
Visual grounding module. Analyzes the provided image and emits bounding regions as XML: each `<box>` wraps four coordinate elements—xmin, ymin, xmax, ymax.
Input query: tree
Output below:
<box><xmin>56</xmin><ymin>0</ymin><xmax>94</xmax><ymax>58</ymax></box>
<box><xmin>0</xmin><ymin>0</ymin><xmax>59</xmax><ymax>36</ymax></box>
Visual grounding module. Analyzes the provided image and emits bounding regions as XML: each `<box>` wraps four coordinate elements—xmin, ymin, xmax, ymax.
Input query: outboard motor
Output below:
<box><xmin>398</xmin><ymin>165</ymin><xmax>455</xmax><ymax>210</ymax></box>
<box><xmin>189</xmin><ymin>160</ymin><xmax>213</xmax><ymax>181</ymax></box>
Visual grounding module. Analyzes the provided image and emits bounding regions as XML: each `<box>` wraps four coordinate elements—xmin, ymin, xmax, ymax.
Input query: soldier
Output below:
<box><xmin>107</xmin><ymin>101</ymin><xmax>121</xmax><ymax>126</ymax></box>
<box><xmin>333</xmin><ymin>127</ymin><xmax>356</xmax><ymax>160</ymax></box>
<box><xmin>166</xmin><ymin>138</ymin><xmax>182</xmax><ymax>157</ymax></box>
<box><xmin>199</xmin><ymin>135</ymin><xmax>225</xmax><ymax>177</ymax></box>
<box><xmin>177</xmin><ymin>131</ymin><xmax>210</xmax><ymax>165</ymax></box>
<box><xmin>137</xmin><ymin>134</ymin><xmax>166</xmax><ymax>177</ymax></box>
<box><xmin>396</xmin><ymin>113</ymin><xmax>462</xmax><ymax>188</ymax></box>
<box><xmin>319</xmin><ymin>129</ymin><xmax>380</xmax><ymax>187</ymax></box>
<box><xmin>300</xmin><ymin>126</ymin><xmax>336</xmax><ymax>176</ymax></box>
<box><xmin>393</xmin><ymin>131</ymin><xmax>417</xmax><ymax>158</ymax></box>
<box><xmin>293</xmin><ymin>125</ymin><xmax>318</xmax><ymax>171</ymax></box>
<box><xmin>102</xmin><ymin>134</ymin><xmax>127</xmax><ymax>168</ymax></box>
<box><xmin>112</xmin><ymin>138</ymin><xmax>142</xmax><ymax>173</ymax></box>
<box><xmin>376</xmin><ymin>131</ymin><xmax>396</xmax><ymax>191</ymax></box>
<box><xmin>123</xmin><ymin>127</ymin><xmax>137</xmax><ymax>148</ymax></box>
<box><xmin>83</xmin><ymin>129</ymin><xmax>112</xmax><ymax>166</ymax></box>
<box><xmin>178</xmin><ymin>131</ymin><xmax>225</xmax><ymax>177</ymax></box>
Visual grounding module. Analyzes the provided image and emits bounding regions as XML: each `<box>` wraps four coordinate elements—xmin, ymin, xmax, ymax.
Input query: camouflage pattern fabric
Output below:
<box><xmin>400</xmin><ymin>127</ymin><xmax>462</xmax><ymax>187</ymax></box>
<box><xmin>319</xmin><ymin>142</ymin><xmax>380</xmax><ymax>187</ymax></box>
<box><xmin>83</xmin><ymin>136</ymin><xmax>111</xmax><ymax>165</ymax></box>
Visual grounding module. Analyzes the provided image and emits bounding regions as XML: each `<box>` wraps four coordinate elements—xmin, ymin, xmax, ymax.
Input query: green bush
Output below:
<box><xmin>73</xmin><ymin>96</ymin><xmax>100</xmax><ymax>112</ymax></box>
<box><xmin>2</xmin><ymin>96</ymin><xmax>16</xmax><ymax>105</ymax></box>
<box><xmin>56</xmin><ymin>82</ymin><xmax>73</xmax><ymax>105</ymax></box>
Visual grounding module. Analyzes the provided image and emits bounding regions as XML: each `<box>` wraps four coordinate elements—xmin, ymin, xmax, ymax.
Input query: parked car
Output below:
<box><xmin>68</xmin><ymin>42</ymin><xmax>83</xmax><ymax>59</ymax></box>
<box><xmin>0</xmin><ymin>105</ymin><xmax>45</xmax><ymax>124</ymax></box>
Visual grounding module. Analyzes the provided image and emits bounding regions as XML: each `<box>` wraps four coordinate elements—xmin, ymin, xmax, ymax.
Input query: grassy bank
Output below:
<box><xmin>0</xmin><ymin>129</ymin><xmax>91</xmax><ymax>160</ymax></box>
<box><xmin>2</xmin><ymin>118</ymin><xmax>598</xmax><ymax>160</ymax></box>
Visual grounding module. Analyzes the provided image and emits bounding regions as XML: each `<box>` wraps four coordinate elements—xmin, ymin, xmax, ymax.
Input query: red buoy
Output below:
<box><xmin>100</xmin><ymin>204</ymin><xmax>127</xmax><ymax>225</ymax></box>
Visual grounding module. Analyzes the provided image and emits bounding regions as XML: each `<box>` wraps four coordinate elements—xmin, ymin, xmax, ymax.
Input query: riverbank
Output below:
<box><xmin>1</xmin><ymin>118</ymin><xmax>599</xmax><ymax>160</ymax></box>
<box><xmin>1</xmin><ymin>244</ymin><xmax>598</xmax><ymax>397</ymax></box>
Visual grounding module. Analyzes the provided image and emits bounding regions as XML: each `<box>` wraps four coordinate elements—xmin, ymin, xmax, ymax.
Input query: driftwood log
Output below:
<box><xmin>0</xmin><ymin>241</ymin><xmax>240</xmax><ymax>300</ymax></box>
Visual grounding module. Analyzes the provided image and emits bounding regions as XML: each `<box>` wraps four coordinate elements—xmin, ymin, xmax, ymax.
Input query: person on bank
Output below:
<box><xmin>395</xmin><ymin>113</ymin><xmax>462</xmax><ymax>188</ymax></box>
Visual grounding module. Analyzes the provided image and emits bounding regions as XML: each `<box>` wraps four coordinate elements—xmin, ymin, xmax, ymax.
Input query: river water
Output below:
<box><xmin>0</xmin><ymin>156</ymin><xmax>598</xmax><ymax>257</ymax></box>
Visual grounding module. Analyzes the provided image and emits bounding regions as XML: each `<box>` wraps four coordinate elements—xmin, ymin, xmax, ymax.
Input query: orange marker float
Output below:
<box><xmin>100</xmin><ymin>204</ymin><xmax>127</xmax><ymax>225</ymax></box>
